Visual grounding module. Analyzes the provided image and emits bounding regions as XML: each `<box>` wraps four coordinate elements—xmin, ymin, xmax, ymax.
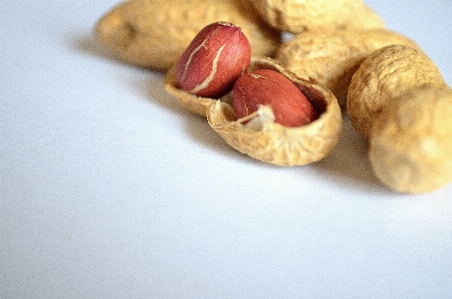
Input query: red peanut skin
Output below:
<box><xmin>233</xmin><ymin>69</ymin><xmax>318</xmax><ymax>127</ymax></box>
<box><xmin>175</xmin><ymin>22</ymin><xmax>251</xmax><ymax>98</ymax></box>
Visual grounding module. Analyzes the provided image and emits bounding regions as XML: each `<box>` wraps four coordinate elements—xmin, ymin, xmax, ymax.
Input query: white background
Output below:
<box><xmin>1</xmin><ymin>1</ymin><xmax>452</xmax><ymax>298</ymax></box>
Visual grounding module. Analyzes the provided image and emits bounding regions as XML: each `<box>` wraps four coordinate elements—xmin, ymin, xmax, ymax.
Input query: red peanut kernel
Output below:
<box><xmin>233</xmin><ymin>69</ymin><xmax>318</xmax><ymax>127</ymax></box>
<box><xmin>175</xmin><ymin>21</ymin><xmax>252</xmax><ymax>98</ymax></box>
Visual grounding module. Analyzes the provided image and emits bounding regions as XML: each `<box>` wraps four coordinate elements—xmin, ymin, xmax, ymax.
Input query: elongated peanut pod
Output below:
<box><xmin>347</xmin><ymin>45</ymin><xmax>449</xmax><ymax>140</ymax></box>
<box><xmin>369</xmin><ymin>88</ymin><xmax>452</xmax><ymax>193</ymax></box>
<box><xmin>248</xmin><ymin>0</ymin><xmax>385</xmax><ymax>33</ymax></box>
<box><xmin>95</xmin><ymin>0</ymin><xmax>281</xmax><ymax>70</ymax></box>
<box><xmin>276</xmin><ymin>29</ymin><xmax>419</xmax><ymax>106</ymax></box>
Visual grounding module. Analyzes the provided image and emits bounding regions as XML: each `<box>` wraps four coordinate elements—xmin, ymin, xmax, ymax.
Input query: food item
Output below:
<box><xmin>95</xmin><ymin>0</ymin><xmax>281</xmax><ymax>70</ymax></box>
<box><xmin>164</xmin><ymin>64</ymin><xmax>219</xmax><ymax>116</ymax></box>
<box><xmin>247</xmin><ymin>0</ymin><xmax>385</xmax><ymax>33</ymax></box>
<box><xmin>175</xmin><ymin>22</ymin><xmax>251</xmax><ymax>98</ymax></box>
<box><xmin>347</xmin><ymin>45</ymin><xmax>449</xmax><ymax>140</ymax></box>
<box><xmin>96</xmin><ymin>0</ymin><xmax>451</xmax><ymax>192</ymax></box>
<box><xmin>347</xmin><ymin>44</ymin><xmax>452</xmax><ymax>193</ymax></box>
<box><xmin>207</xmin><ymin>56</ymin><xmax>342</xmax><ymax>166</ymax></box>
<box><xmin>233</xmin><ymin>69</ymin><xmax>318</xmax><ymax>127</ymax></box>
<box><xmin>276</xmin><ymin>29</ymin><xmax>419</xmax><ymax>106</ymax></box>
<box><xmin>369</xmin><ymin>87</ymin><xmax>452</xmax><ymax>193</ymax></box>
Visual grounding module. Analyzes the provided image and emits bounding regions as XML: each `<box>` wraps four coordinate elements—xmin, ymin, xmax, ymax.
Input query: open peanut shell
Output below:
<box><xmin>207</xmin><ymin>56</ymin><xmax>343</xmax><ymax>166</ymax></box>
<box><xmin>163</xmin><ymin>64</ymin><xmax>223</xmax><ymax>116</ymax></box>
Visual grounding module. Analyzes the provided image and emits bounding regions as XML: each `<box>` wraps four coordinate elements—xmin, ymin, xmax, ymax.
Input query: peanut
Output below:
<box><xmin>369</xmin><ymin>87</ymin><xmax>452</xmax><ymax>193</ymax></box>
<box><xmin>164</xmin><ymin>64</ymin><xmax>219</xmax><ymax>117</ymax></box>
<box><xmin>247</xmin><ymin>0</ymin><xmax>385</xmax><ymax>33</ymax></box>
<box><xmin>347</xmin><ymin>44</ymin><xmax>452</xmax><ymax>193</ymax></box>
<box><xmin>276</xmin><ymin>29</ymin><xmax>419</xmax><ymax>106</ymax></box>
<box><xmin>207</xmin><ymin>56</ymin><xmax>342</xmax><ymax>166</ymax></box>
<box><xmin>347</xmin><ymin>45</ymin><xmax>449</xmax><ymax>140</ymax></box>
<box><xmin>233</xmin><ymin>69</ymin><xmax>318</xmax><ymax>127</ymax></box>
<box><xmin>95</xmin><ymin>0</ymin><xmax>281</xmax><ymax>70</ymax></box>
<box><xmin>175</xmin><ymin>22</ymin><xmax>251</xmax><ymax>98</ymax></box>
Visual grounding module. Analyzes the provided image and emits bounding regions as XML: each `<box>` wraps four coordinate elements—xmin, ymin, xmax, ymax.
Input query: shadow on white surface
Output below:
<box><xmin>70</xmin><ymin>32</ymin><xmax>424</xmax><ymax>198</ymax></box>
<box><xmin>313</xmin><ymin>114</ymin><xmax>394</xmax><ymax>195</ymax></box>
<box><xmin>72</xmin><ymin>33</ymin><xmax>121</xmax><ymax>65</ymax></box>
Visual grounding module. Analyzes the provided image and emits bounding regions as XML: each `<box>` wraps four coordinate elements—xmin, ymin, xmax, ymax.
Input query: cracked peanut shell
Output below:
<box><xmin>164</xmin><ymin>59</ymin><xmax>229</xmax><ymax>117</ymax></box>
<box><xmin>95</xmin><ymin>0</ymin><xmax>281</xmax><ymax>70</ymax></box>
<box><xmin>276</xmin><ymin>29</ymin><xmax>419</xmax><ymax>106</ymax></box>
<box><xmin>206</xmin><ymin>57</ymin><xmax>342</xmax><ymax>166</ymax></box>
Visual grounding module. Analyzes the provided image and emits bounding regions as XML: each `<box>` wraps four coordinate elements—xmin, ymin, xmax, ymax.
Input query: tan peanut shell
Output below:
<box><xmin>347</xmin><ymin>45</ymin><xmax>449</xmax><ymax>140</ymax></box>
<box><xmin>207</xmin><ymin>57</ymin><xmax>342</xmax><ymax>166</ymax></box>
<box><xmin>248</xmin><ymin>0</ymin><xmax>385</xmax><ymax>33</ymax></box>
<box><xmin>276</xmin><ymin>29</ymin><xmax>419</xmax><ymax>106</ymax></box>
<box><xmin>95</xmin><ymin>0</ymin><xmax>281</xmax><ymax>70</ymax></box>
<box><xmin>163</xmin><ymin>60</ymin><xmax>228</xmax><ymax>117</ymax></box>
<box><xmin>369</xmin><ymin>87</ymin><xmax>452</xmax><ymax>193</ymax></box>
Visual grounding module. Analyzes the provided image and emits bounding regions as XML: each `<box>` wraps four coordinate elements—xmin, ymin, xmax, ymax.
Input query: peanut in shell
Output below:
<box><xmin>347</xmin><ymin>45</ymin><xmax>449</xmax><ymax>140</ymax></box>
<box><xmin>248</xmin><ymin>0</ymin><xmax>385</xmax><ymax>33</ymax></box>
<box><xmin>164</xmin><ymin>59</ymin><xmax>228</xmax><ymax>117</ymax></box>
<box><xmin>369</xmin><ymin>87</ymin><xmax>452</xmax><ymax>194</ymax></box>
<box><xmin>276</xmin><ymin>29</ymin><xmax>419</xmax><ymax>106</ymax></box>
<box><xmin>207</xmin><ymin>57</ymin><xmax>342</xmax><ymax>166</ymax></box>
<box><xmin>95</xmin><ymin>0</ymin><xmax>281</xmax><ymax>70</ymax></box>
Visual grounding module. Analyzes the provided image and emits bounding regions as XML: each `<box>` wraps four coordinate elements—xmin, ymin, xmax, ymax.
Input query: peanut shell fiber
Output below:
<box><xmin>369</xmin><ymin>87</ymin><xmax>452</xmax><ymax>193</ymax></box>
<box><xmin>248</xmin><ymin>0</ymin><xmax>385</xmax><ymax>33</ymax></box>
<box><xmin>95</xmin><ymin>0</ymin><xmax>281</xmax><ymax>70</ymax></box>
<box><xmin>347</xmin><ymin>45</ymin><xmax>449</xmax><ymax>140</ymax></box>
<box><xmin>163</xmin><ymin>63</ymin><xmax>229</xmax><ymax>117</ymax></box>
<box><xmin>276</xmin><ymin>29</ymin><xmax>419</xmax><ymax>106</ymax></box>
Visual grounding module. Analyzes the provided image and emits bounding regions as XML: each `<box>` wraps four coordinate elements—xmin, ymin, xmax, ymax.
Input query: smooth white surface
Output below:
<box><xmin>1</xmin><ymin>1</ymin><xmax>451</xmax><ymax>298</ymax></box>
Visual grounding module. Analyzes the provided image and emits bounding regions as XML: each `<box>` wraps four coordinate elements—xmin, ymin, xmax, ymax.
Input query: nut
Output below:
<box><xmin>95</xmin><ymin>0</ymin><xmax>281</xmax><ymax>70</ymax></box>
<box><xmin>175</xmin><ymin>22</ymin><xmax>251</xmax><ymax>98</ymax></box>
<box><xmin>164</xmin><ymin>64</ymin><xmax>219</xmax><ymax>117</ymax></box>
<box><xmin>247</xmin><ymin>0</ymin><xmax>385</xmax><ymax>33</ymax></box>
<box><xmin>369</xmin><ymin>87</ymin><xmax>452</xmax><ymax>193</ymax></box>
<box><xmin>346</xmin><ymin>44</ymin><xmax>452</xmax><ymax>193</ymax></box>
<box><xmin>207</xmin><ymin>56</ymin><xmax>342</xmax><ymax>166</ymax></box>
<box><xmin>347</xmin><ymin>45</ymin><xmax>449</xmax><ymax>140</ymax></box>
<box><xmin>276</xmin><ymin>29</ymin><xmax>419</xmax><ymax>106</ymax></box>
<box><xmin>233</xmin><ymin>69</ymin><xmax>318</xmax><ymax>127</ymax></box>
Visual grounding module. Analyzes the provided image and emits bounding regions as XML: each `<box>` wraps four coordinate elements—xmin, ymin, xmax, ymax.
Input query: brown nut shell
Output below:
<box><xmin>347</xmin><ymin>45</ymin><xmax>449</xmax><ymax>140</ymax></box>
<box><xmin>164</xmin><ymin>61</ymin><xmax>227</xmax><ymax>117</ymax></box>
<box><xmin>95</xmin><ymin>0</ymin><xmax>281</xmax><ymax>70</ymax></box>
<box><xmin>276</xmin><ymin>29</ymin><xmax>419</xmax><ymax>106</ymax></box>
<box><xmin>369</xmin><ymin>87</ymin><xmax>452</xmax><ymax>194</ymax></box>
<box><xmin>248</xmin><ymin>0</ymin><xmax>385</xmax><ymax>33</ymax></box>
<box><xmin>206</xmin><ymin>57</ymin><xmax>342</xmax><ymax>166</ymax></box>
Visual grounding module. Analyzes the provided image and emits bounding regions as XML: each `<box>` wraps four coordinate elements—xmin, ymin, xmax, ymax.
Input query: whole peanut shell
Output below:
<box><xmin>347</xmin><ymin>45</ymin><xmax>449</xmax><ymax>140</ymax></box>
<box><xmin>248</xmin><ymin>0</ymin><xmax>385</xmax><ymax>33</ymax></box>
<box><xmin>276</xmin><ymin>29</ymin><xmax>419</xmax><ymax>106</ymax></box>
<box><xmin>207</xmin><ymin>57</ymin><xmax>342</xmax><ymax>166</ymax></box>
<box><xmin>95</xmin><ymin>0</ymin><xmax>281</xmax><ymax>70</ymax></box>
<box><xmin>369</xmin><ymin>87</ymin><xmax>452</xmax><ymax>193</ymax></box>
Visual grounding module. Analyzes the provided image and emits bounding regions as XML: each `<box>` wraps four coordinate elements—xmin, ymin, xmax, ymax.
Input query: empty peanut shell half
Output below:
<box><xmin>207</xmin><ymin>57</ymin><xmax>342</xmax><ymax>166</ymax></box>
